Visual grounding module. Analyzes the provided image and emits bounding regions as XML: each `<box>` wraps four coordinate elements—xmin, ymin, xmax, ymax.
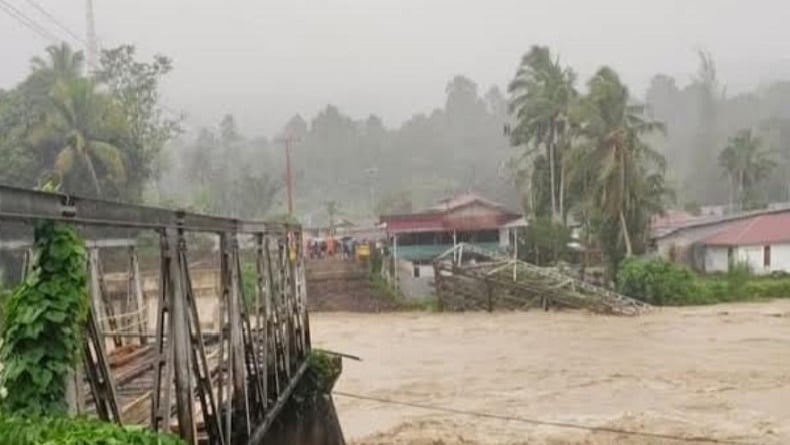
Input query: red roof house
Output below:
<box><xmin>379</xmin><ymin>192</ymin><xmax>525</xmax><ymax>299</ymax></box>
<box><xmin>380</xmin><ymin>192</ymin><xmax>524</xmax><ymax>262</ymax></box>
<box><xmin>701</xmin><ymin>212</ymin><xmax>790</xmax><ymax>246</ymax></box>
<box><xmin>697</xmin><ymin>211</ymin><xmax>790</xmax><ymax>274</ymax></box>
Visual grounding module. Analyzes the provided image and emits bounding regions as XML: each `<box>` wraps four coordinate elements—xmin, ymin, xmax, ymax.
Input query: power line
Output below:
<box><xmin>1</xmin><ymin>0</ymin><xmax>193</xmax><ymax>132</ymax></box>
<box><xmin>0</xmin><ymin>0</ymin><xmax>59</xmax><ymax>43</ymax></box>
<box><xmin>24</xmin><ymin>0</ymin><xmax>85</xmax><ymax>45</ymax></box>
<box><xmin>332</xmin><ymin>391</ymin><xmax>764</xmax><ymax>445</ymax></box>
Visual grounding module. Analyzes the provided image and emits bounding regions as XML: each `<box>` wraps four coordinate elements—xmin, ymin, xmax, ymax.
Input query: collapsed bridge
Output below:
<box><xmin>433</xmin><ymin>243</ymin><xmax>651</xmax><ymax>316</ymax></box>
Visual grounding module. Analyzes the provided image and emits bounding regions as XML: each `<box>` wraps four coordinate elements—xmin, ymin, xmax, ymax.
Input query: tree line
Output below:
<box><xmin>646</xmin><ymin>52</ymin><xmax>785</xmax><ymax>212</ymax></box>
<box><xmin>2</xmin><ymin>43</ymin><xmax>787</xmax><ymax>244</ymax></box>
<box><xmin>0</xmin><ymin>43</ymin><xmax>179</xmax><ymax>202</ymax></box>
<box><xmin>155</xmin><ymin>74</ymin><xmax>516</xmax><ymax>225</ymax></box>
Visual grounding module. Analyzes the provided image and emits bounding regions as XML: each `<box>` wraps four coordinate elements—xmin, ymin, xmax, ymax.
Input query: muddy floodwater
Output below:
<box><xmin>311</xmin><ymin>301</ymin><xmax>790</xmax><ymax>445</ymax></box>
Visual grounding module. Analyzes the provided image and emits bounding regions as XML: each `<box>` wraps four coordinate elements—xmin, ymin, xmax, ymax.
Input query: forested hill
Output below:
<box><xmin>645</xmin><ymin>52</ymin><xmax>790</xmax><ymax>209</ymax></box>
<box><xmin>159</xmin><ymin>75</ymin><xmax>520</xmax><ymax>225</ymax></box>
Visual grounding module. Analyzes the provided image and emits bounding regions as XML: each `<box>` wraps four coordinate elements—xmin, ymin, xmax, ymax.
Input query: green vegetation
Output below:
<box><xmin>646</xmin><ymin>52</ymin><xmax>790</xmax><ymax>208</ymax></box>
<box><xmin>518</xmin><ymin>217</ymin><xmax>571</xmax><ymax>266</ymax></box>
<box><xmin>718</xmin><ymin>129</ymin><xmax>776</xmax><ymax>211</ymax></box>
<box><xmin>508</xmin><ymin>46</ymin><xmax>671</xmax><ymax>276</ymax></box>
<box><xmin>177</xmin><ymin>115</ymin><xmax>281</xmax><ymax>219</ymax></box>
<box><xmin>0</xmin><ymin>221</ymin><xmax>181</xmax><ymax>443</ymax></box>
<box><xmin>617</xmin><ymin>257</ymin><xmax>790</xmax><ymax>305</ymax></box>
<box><xmin>0</xmin><ymin>416</ymin><xmax>184</xmax><ymax>445</ymax></box>
<box><xmin>0</xmin><ymin>43</ymin><xmax>178</xmax><ymax>202</ymax></box>
<box><xmin>289</xmin><ymin>350</ymin><xmax>342</xmax><ymax>413</ymax></box>
<box><xmin>240</xmin><ymin>261</ymin><xmax>258</xmax><ymax>308</ymax></box>
<box><xmin>0</xmin><ymin>221</ymin><xmax>88</xmax><ymax>415</ymax></box>
<box><xmin>617</xmin><ymin>257</ymin><xmax>701</xmax><ymax>306</ymax></box>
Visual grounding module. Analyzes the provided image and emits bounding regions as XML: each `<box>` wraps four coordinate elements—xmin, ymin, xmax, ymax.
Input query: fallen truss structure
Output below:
<box><xmin>433</xmin><ymin>243</ymin><xmax>651</xmax><ymax>316</ymax></box>
<box><xmin>0</xmin><ymin>185</ymin><xmax>312</xmax><ymax>445</ymax></box>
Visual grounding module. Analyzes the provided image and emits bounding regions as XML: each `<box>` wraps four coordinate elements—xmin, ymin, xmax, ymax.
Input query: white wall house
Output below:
<box><xmin>697</xmin><ymin>211</ymin><xmax>790</xmax><ymax>274</ymax></box>
<box><xmin>652</xmin><ymin>208</ymin><xmax>790</xmax><ymax>273</ymax></box>
<box><xmin>704</xmin><ymin>244</ymin><xmax>790</xmax><ymax>274</ymax></box>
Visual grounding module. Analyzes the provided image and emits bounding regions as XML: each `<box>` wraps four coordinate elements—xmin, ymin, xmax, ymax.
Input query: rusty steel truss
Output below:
<box><xmin>0</xmin><ymin>185</ymin><xmax>311</xmax><ymax>445</ymax></box>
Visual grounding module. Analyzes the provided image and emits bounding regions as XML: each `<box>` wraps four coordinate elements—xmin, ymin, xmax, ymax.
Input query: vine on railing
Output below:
<box><xmin>0</xmin><ymin>221</ymin><xmax>89</xmax><ymax>415</ymax></box>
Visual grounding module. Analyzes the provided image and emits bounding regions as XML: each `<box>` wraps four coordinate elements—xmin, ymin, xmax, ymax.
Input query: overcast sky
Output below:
<box><xmin>2</xmin><ymin>0</ymin><xmax>789</xmax><ymax>135</ymax></box>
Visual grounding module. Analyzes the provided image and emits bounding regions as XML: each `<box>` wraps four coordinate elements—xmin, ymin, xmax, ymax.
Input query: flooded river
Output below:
<box><xmin>311</xmin><ymin>301</ymin><xmax>790</xmax><ymax>444</ymax></box>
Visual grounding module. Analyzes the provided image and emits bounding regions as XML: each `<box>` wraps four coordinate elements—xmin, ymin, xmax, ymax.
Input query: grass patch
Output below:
<box><xmin>697</xmin><ymin>274</ymin><xmax>790</xmax><ymax>303</ymax></box>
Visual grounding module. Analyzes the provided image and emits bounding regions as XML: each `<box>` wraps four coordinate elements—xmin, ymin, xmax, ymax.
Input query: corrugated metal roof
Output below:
<box><xmin>652</xmin><ymin>207</ymin><xmax>790</xmax><ymax>240</ymax></box>
<box><xmin>701</xmin><ymin>212</ymin><xmax>790</xmax><ymax>246</ymax></box>
<box><xmin>381</xmin><ymin>192</ymin><xmax>522</xmax><ymax>234</ymax></box>
<box><xmin>429</xmin><ymin>192</ymin><xmax>504</xmax><ymax>212</ymax></box>
<box><xmin>651</xmin><ymin>210</ymin><xmax>695</xmax><ymax>228</ymax></box>
<box><xmin>384</xmin><ymin>217</ymin><xmax>446</xmax><ymax>233</ymax></box>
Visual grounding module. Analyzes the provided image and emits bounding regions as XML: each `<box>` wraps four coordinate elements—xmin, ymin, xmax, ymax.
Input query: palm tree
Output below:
<box><xmin>33</xmin><ymin>78</ymin><xmax>127</xmax><ymax>197</ymax></box>
<box><xmin>577</xmin><ymin>67</ymin><xmax>666</xmax><ymax>257</ymax></box>
<box><xmin>29</xmin><ymin>43</ymin><xmax>85</xmax><ymax>87</ymax></box>
<box><xmin>508</xmin><ymin>46</ymin><xmax>577</xmax><ymax>223</ymax></box>
<box><xmin>719</xmin><ymin>129</ymin><xmax>775</xmax><ymax>211</ymax></box>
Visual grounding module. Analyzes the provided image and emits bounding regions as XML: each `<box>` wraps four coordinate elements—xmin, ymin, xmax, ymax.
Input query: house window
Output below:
<box><xmin>764</xmin><ymin>245</ymin><xmax>771</xmax><ymax>268</ymax></box>
<box><xmin>413</xmin><ymin>265</ymin><xmax>420</xmax><ymax>278</ymax></box>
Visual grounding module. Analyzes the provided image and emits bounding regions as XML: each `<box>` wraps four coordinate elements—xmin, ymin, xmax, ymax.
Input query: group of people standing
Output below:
<box><xmin>306</xmin><ymin>236</ymin><xmax>366</xmax><ymax>260</ymax></box>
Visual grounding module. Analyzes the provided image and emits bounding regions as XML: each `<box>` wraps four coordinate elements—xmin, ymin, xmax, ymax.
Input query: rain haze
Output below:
<box><xmin>4</xmin><ymin>1</ymin><xmax>790</xmax><ymax>445</ymax></box>
<box><xmin>2</xmin><ymin>0</ymin><xmax>789</xmax><ymax>134</ymax></box>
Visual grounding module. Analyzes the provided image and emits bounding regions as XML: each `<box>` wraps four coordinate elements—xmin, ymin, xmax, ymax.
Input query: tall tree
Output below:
<box><xmin>40</xmin><ymin>78</ymin><xmax>127</xmax><ymax>197</ymax></box>
<box><xmin>29</xmin><ymin>43</ymin><xmax>84</xmax><ymax>88</ymax></box>
<box><xmin>689</xmin><ymin>51</ymin><xmax>726</xmax><ymax>203</ymax></box>
<box><xmin>718</xmin><ymin>129</ymin><xmax>775</xmax><ymax>210</ymax></box>
<box><xmin>577</xmin><ymin>67</ymin><xmax>666</xmax><ymax>257</ymax></box>
<box><xmin>508</xmin><ymin>46</ymin><xmax>577</xmax><ymax>223</ymax></box>
<box><xmin>95</xmin><ymin>45</ymin><xmax>181</xmax><ymax>199</ymax></box>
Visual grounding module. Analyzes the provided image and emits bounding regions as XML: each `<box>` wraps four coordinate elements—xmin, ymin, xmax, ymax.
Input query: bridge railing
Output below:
<box><xmin>0</xmin><ymin>185</ymin><xmax>310</xmax><ymax>445</ymax></box>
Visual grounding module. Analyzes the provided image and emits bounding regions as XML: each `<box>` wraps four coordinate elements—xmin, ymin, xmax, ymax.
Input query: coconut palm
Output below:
<box><xmin>577</xmin><ymin>67</ymin><xmax>666</xmax><ymax>257</ymax></box>
<box><xmin>32</xmin><ymin>78</ymin><xmax>126</xmax><ymax>197</ymax></box>
<box><xmin>29</xmin><ymin>43</ymin><xmax>85</xmax><ymax>88</ymax></box>
<box><xmin>508</xmin><ymin>46</ymin><xmax>577</xmax><ymax>223</ymax></box>
<box><xmin>719</xmin><ymin>129</ymin><xmax>775</xmax><ymax>210</ymax></box>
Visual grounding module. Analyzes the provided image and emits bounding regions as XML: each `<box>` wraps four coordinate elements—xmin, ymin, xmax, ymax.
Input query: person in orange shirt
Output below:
<box><xmin>326</xmin><ymin>235</ymin><xmax>335</xmax><ymax>257</ymax></box>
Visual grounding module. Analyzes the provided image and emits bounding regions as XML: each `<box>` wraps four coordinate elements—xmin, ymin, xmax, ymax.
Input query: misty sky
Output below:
<box><xmin>2</xmin><ymin>0</ymin><xmax>789</xmax><ymax>135</ymax></box>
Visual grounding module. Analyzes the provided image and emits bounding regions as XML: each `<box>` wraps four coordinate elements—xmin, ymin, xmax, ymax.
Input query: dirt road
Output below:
<box><xmin>311</xmin><ymin>301</ymin><xmax>790</xmax><ymax>445</ymax></box>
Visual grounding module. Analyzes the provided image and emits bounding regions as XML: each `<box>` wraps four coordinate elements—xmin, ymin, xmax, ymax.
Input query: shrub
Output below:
<box><xmin>616</xmin><ymin>257</ymin><xmax>697</xmax><ymax>305</ymax></box>
<box><xmin>0</xmin><ymin>415</ymin><xmax>184</xmax><ymax>445</ymax></box>
<box><xmin>726</xmin><ymin>259</ymin><xmax>752</xmax><ymax>298</ymax></box>
<box><xmin>0</xmin><ymin>222</ymin><xmax>89</xmax><ymax>415</ymax></box>
<box><xmin>619</xmin><ymin>256</ymin><xmax>790</xmax><ymax>306</ymax></box>
<box><xmin>696</xmin><ymin>280</ymin><xmax>729</xmax><ymax>302</ymax></box>
<box><xmin>741</xmin><ymin>278</ymin><xmax>790</xmax><ymax>300</ymax></box>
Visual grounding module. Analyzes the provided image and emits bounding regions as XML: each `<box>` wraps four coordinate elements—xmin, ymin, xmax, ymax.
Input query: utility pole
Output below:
<box><xmin>85</xmin><ymin>0</ymin><xmax>99</xmax><ymax>68</ymax></box>
<box><xmin>276</xmin><ymin>134</ymin><xmax>300</xmax><ymax>215</ymax></box>
<box><xmin>365</xmin><ymin>166</ymin><xmax>378</xmax><ymax>216</ymax></box>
